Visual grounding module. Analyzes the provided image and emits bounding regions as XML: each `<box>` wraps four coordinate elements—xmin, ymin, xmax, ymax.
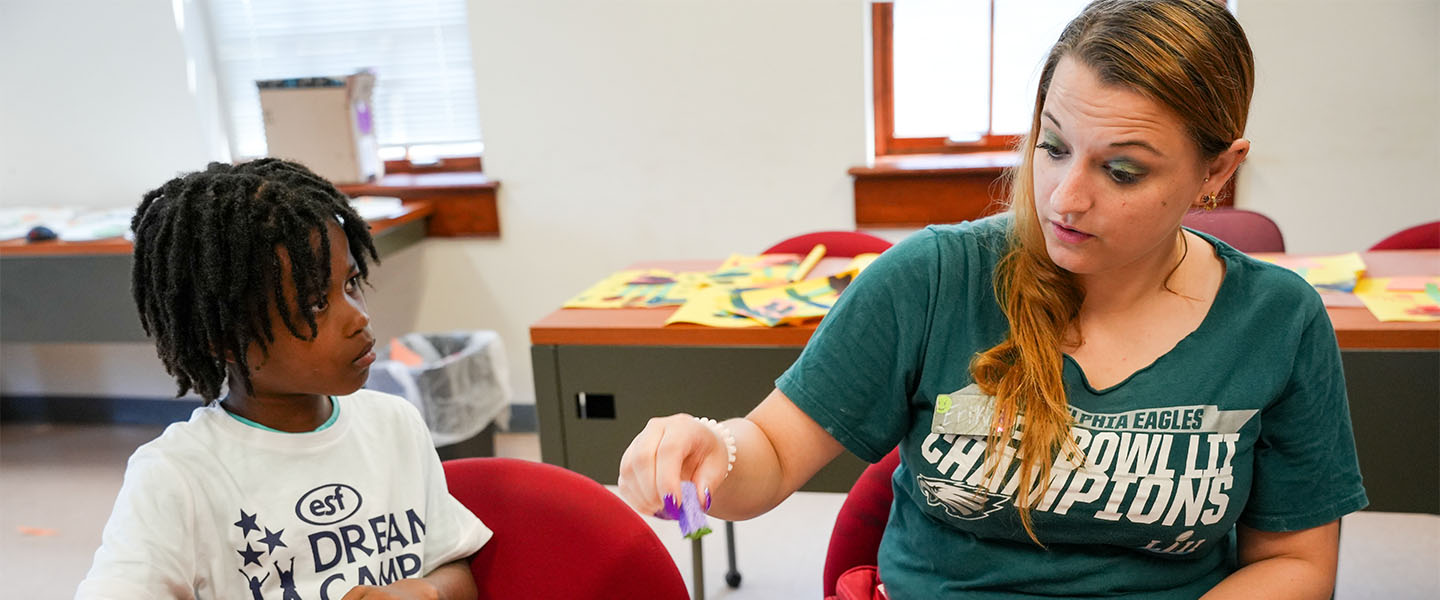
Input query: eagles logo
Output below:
<box><xmin>915</xmin><ymin>475</ymin><xmax>1008</xmax><ymax>520</ymax></box>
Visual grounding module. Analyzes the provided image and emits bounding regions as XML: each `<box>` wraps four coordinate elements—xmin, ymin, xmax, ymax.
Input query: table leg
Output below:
<box><xmin>725</xmin><ymin>521</ymin><xmax>742</xmax><ymax>588</ymax></box>
<box><xmin>691</xmin><ymin>537</ymin><xmax>705</xmax><ymax>600</ymax></box>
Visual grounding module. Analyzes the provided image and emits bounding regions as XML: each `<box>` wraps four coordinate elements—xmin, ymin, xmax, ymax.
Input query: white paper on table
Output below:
<box><xmin>349</xmin><ymin>196</ymin><xmax>406</xmax><ymax>221</ymax></box>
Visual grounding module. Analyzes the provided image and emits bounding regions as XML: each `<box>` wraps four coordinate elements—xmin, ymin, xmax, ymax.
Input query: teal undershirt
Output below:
<box><xmin>224</xmin><ymin>396</ymin><xmax>340</xmax><ymax>433</ymax></box>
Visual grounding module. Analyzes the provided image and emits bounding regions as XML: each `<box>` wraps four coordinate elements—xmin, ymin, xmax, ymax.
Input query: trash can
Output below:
<box><xmin>365</xmin><ymin>330</ymin><xmax>511</xmax><ymax>460</ymax></box>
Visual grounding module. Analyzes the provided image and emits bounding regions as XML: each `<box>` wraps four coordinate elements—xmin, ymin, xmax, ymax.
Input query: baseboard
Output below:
<box><xmin>1</xmin><ymin>395</ymin><xmax>204</xmax><ymax>425</ymax></box>
<box><xmin>508</xmin><ymin>403</ymin><xmax>537</xmax><ymax>432</ymax></box>
<box><xmin>1</xmin><ymin>395</ymin><xmax>541</xmax><ymax>432</ymax></box>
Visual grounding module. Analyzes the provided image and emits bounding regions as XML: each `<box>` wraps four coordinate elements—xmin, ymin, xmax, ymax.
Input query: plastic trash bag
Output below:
<box><xmin>366</xmin><ymin>330</ymin><xmax>511</xmax><ymax>447</ymax></box>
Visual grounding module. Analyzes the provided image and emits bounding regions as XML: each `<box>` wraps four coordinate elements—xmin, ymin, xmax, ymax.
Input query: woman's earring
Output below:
<box><xmin>1200</xmin><ymin>193</ymin><xmax>1219</xmax><ymax>211</ymax></box>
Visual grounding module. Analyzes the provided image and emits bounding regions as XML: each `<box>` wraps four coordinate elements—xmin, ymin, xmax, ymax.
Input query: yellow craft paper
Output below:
<box><xmin>727</xmin><ymin>280</ymin><xmax>835</xmax><ymax>327</ymax></box>
<box><xmin>718</xmin><ymin>253</ymin><xmax>802</xmax><ymax>270</ymax></box>
<box><xmin>1353</xmin><ymin>277</ymin><xmax>1440</xmax><ymax>322</ymax></box>
<box><xmin>563</xmin><ymin>270</ymin><xmax>709</xmax><ymax>308</ymax></box>
<box><xmin>665</xmin><ymin>287</ymin><xmax>763</xmax><ymax>328</ymax></box>
<box><xmin>1259</xmin><ymin>252</ymin><xmax>1366</xmax><ymax>292</ymax></box>
<box><xmin>718</xmin><ymin>254</ymin><xmax>882</xmax><ymax>327</ymax></box>
<box><xmin>728</xmin><ymin>269</ymin><xmax>865</xmax><ymax>327</ymax></box>
<box><xmin>710</xmin><ymin>254</ymin><xmax>802</xmax><ymax>289</ymax></box>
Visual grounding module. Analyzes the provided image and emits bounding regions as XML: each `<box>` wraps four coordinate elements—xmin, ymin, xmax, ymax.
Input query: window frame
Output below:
<box><xmin>871</xmin><ymin>1</ymin><xmax>1021</xmax><ymax>157</ymax></box>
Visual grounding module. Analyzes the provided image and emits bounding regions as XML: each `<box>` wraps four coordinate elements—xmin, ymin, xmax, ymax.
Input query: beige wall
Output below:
<box><xmin>0</xmin><ymin>0</ymin><xmax>229</xmax><ymax>206</ymax></box>
<box><xmin>1235</xmin><ymin>0</ymin><xmax>1440</xmax><ymax>252</ymax></box>
<box><xmin>2</xmin><ymin>0</ymin><xmax>1436</xmax><ymax>408</ymax></box>
<box><xmin>432</xmin><ymin>0</ymin><xmax>869</xmax><ymax>404</ymax></box>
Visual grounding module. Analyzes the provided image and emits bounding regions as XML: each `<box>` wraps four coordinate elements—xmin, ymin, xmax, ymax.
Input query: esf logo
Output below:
<box><xmin>295</xmin><ymin>484</ymin><xmax>363</xmax><ymax>525</ymax></box>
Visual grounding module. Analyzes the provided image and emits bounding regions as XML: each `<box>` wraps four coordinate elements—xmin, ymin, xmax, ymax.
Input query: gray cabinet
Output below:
<box><xmin>532</xmin><ymin>344</ymin><xmax>868</xmax><ymax>492</ymax></box>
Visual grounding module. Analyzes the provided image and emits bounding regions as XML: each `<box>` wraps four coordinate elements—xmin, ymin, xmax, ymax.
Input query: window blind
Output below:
<box><xmin>207</xmin><ymin>0</ymin><xmax>481</xmax><ymax>158</ymax></box>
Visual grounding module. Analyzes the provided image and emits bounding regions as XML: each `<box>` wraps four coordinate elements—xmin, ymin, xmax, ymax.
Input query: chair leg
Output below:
<box><xmin>691</xmin><ymin>537</ymin><xmax>705</xmax><ymax>600</ymax></box>
<box><xmin>725</xmin><ymin>521</ymin><xmax>742</xmax><ymax>588</ymax></box>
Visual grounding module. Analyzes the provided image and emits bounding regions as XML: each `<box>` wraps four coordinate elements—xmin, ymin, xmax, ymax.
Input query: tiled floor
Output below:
<box><xmin>1</xmin><ymin>423</ymin><xmax>1436</xmax><ymax>599</ymax></box>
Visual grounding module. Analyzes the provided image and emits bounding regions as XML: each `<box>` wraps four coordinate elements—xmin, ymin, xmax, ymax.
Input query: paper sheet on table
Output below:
<box><xmin>665</xmin><ymin>287</ymin><xmax>764</xmax><ymax>327</ymax></box>
<box><xmin>723</xmin><ymin>255</ymin><xmax>878</xmax><ymax>327</ymax></box>
<box><xmin>710</xmin><ymin>254</ymin><xmax>805</xmax><ymax>289</ymax></box>
<box><xmin>726</xmin><ymin>276</ymin><xmax>850</xmax><ymax>327</ymax></box>
<box><xmin>1353</xmin><ymin>277</ymin><xmax>1440</xmax><ymax>322</ymax></box>
<box><xmin>1259</xmin><ymin>252</ymin><xmax>1367</xmax><ymax>292</ymax></box>
<box><xmin>563</xmin><ymin>270</ymin><xmax>710</xmax><ymax>308</ymax></box>
<box><xmin>1384</xmin><ymin>276</ymin><xmax>1439</xmax><ymax>292</ymax></box>
<box><xmin>57</xmin><ymin>208</ymin><xmax>135</xmax><ymax>242</ymax></box>
<box><xmin>0</xmin><ymin>207</ymin><xmax>77</xmax><ymax>241</ymax></box>
<box><xmin>350</xmin><ymin>196</ymin><xmax>406</xmax><ymax>221</ymax></box>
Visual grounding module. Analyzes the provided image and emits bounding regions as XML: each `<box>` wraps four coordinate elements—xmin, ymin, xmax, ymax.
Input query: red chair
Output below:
<box><xmin>763</xmin><ymin>231</ymin><xmax>894</xmax><ymax>257</ymax></box>
<box><xmin>823</xmin><ymin>448</ymin><xmax>901</xmax><ymax>597</ymax></box>
<box><xmin>442</xmin><ymin>458</ymin><xmax>689</xmax><ymax>600</ymax></box>
<box><xmin>1181</xmin><ymin>209</ymin><xmax>1285</xmax><ymax>253</ymax></box>
<box><xmin>1370</xmin><ymin>221</ymin><xmax>1440</xmax><ymax>250</ymax></box>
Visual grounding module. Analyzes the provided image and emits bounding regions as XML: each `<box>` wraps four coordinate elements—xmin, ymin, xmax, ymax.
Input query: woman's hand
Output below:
<box><xmin>617</xmin><ymin>413</ymin><xmax>733</xmax><ymax>517</ymax></box>
<box><xmin>617</xmin><ymin>390</ymin><xmax>847</xmax><ymax>521</ymax></box>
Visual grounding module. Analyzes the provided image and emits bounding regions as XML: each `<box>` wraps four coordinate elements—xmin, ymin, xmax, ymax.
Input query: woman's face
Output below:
<box><xmin>1032</xmin><ymin>56</ymin><xmax>1213</xmax><ymax>277</ymax></box>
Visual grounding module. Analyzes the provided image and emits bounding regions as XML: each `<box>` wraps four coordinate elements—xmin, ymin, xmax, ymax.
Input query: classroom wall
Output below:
<box><xmin>0</xmin><ymin>0</ymin><xmax>229</xmax><ymax>206</ymax></box>
<box><xmin>391</xmin><ymin>0</ymin><xmax>870</xmax><ymax>406</ymax></box>
<box><xmin>2</xmin><ymin>0</ymin><xmax>1436</xmax><ymax>410</ymax></box>
<box><xmin>1235</xmin><ymin>0</ymin><xmax>1440</xmax><ymax>253</ymax></box>
<box><xmin>0</xmin><ymin>0</ymin><xmax>230</xmax><ymax>399</ymax></box>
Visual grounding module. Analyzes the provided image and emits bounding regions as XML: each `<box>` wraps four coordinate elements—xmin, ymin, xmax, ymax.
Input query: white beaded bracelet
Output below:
<box><xmin>694</xmin><ymin>417</ymin><xmax>737</xmax><ymax>477</ymax></box>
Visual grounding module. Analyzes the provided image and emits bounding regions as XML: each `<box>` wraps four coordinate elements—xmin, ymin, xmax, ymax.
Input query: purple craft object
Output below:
<box><xmin>354</xmin><ymin>102</ymin><xmax>373</xmax><ymax>135</ymax></box>
<box><xmin>654</xmin><ymin>481</ymin><xmax>712</xmax><ymax>540</ymax></box>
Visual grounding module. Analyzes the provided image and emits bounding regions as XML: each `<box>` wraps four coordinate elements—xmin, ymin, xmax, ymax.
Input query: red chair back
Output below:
<box><xmin>442</xmin><ymin>458</ymin><xmax>688</xmax><ymax>600</ymax></box>
<box><xmin>763</xmin><ymin>231</ymin><xmax>893</xmax><ymax>258</ymax></box>
<box><xmin>823</xmin><ymin>448</ymin><xmax>901</xmax><ymax>597</ymax></box>
<box><xmin>1181</xmin><ymin>208</ymin><xmax>1286</xmax><ymax>253</ymax></box>
<box><xmin>1370</xmin><ymin>221</ymin><xmax>1440</xmax><ymax>250</ymax></box>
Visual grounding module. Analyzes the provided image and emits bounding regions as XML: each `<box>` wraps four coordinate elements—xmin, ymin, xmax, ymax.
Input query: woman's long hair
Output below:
<box><xmin>968</xmin><ymin>0</ymin><xmax>1254</xmax><ymax>544</ymax></box>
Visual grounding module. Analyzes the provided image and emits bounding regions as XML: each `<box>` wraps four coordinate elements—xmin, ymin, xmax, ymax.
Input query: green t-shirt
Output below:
<box><xmin>777</xmin><ymin>215</ymin><xmax>1368</xmax><ymax>599</ymax></box>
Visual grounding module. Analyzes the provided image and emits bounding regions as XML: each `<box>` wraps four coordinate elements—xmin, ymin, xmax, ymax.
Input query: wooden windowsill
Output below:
<box><xmin>850</xmin><ymin>152</ymin><xmax>1017</xmax><ymax>227</ymax></box>
<box><xmin>850</xmin><ymin>151</ymin><xmax>1019</xmax><ymax>177</ymax></box>
<box><xmin>342</xmin><ymin>171</ymin><xmax>497</xmax><ymax>193</ymax></box>
<box><xmin>337</xmin><ymin>171</ymin><xmax>500</xmax><ymax>237</ymax></box>
<box><xmin>383</xmin><ymin>156</ymin><xmax>482</xmax><ymax>175</ymax></box>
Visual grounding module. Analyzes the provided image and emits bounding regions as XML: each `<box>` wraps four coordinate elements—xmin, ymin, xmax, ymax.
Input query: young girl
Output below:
<box><xmin>77</xmin><ymin>159</ymin><xmax>490</xmax><ymax>600</ymax></box>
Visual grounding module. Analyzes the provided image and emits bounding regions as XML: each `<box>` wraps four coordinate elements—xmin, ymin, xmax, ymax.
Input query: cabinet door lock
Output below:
<box><xmin>576</xmin><ymin>392</ymin><xmax>616</xmax><ymax>419</ymax></box>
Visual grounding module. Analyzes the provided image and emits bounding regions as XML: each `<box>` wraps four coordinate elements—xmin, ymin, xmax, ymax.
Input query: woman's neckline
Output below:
<box><xmin>1064</xmin><ymin>228</ymin><xmax>1238</xmax><ymax>395</ymax></box>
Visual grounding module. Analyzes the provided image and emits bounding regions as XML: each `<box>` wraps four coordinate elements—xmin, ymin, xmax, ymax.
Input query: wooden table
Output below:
<box><xmin>531</xmin><ymin>258</ymin><xmax>868</xmax><ymax>494</ymax></box>
<box><xmin>1270</xmin><ymin>250</ymin><xmax>1440</xmax><ymax>350</ymax></box>
<box><xmin>0</xmin><ymin>203</ymin><xmax>432</xmax><ymax>343</ymax></box>
<box><xmin>531</xmin><ymin>251</ymin><xmax>1439</xmax><ymax>513</ymax></box>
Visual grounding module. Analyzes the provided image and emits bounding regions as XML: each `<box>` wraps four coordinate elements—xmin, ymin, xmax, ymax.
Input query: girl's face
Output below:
<box><xmin>244</xmin><ymin>221</ymin><xmax>375</xmax><ymax>400</ymax></box>
<box><xmin>1032</xmin><ymin>56</ymin><xmax>1221</xmax><ymax>277</ymax></box>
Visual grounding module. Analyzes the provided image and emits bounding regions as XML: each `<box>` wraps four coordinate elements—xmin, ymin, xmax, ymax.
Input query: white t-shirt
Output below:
<box><xmin>76</xmin><ymin>390</ymin><xmax>492</xmax><ymax>600</ymax></box>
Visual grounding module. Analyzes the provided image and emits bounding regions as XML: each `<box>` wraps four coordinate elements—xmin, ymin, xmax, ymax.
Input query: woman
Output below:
<box><xmin>618</xmin><ymin>1</ymin><xmax>1367</xmax><ymax>597</ymax></box>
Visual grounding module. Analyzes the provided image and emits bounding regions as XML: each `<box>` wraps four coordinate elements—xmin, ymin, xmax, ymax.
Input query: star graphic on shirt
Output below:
<box><xmin>234</xmin><ymin>510</ymin><xmax>260</xmax><ymax>537</ymax></box>
<box><xmin>237</xmin><ymin>542</ymin><xmax>263</xmax><ymax>567</ymax></box>
<box><xmin>259</xmin><ymin>527</ymin><xmax>287</xmax><ymax>553</ymax></box>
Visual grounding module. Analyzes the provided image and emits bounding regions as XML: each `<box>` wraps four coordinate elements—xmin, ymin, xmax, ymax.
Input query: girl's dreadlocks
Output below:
<box><xmin>130</xmin><ymin>158</ymin><xmax>379</xmax><ymax>402</ymax></box>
